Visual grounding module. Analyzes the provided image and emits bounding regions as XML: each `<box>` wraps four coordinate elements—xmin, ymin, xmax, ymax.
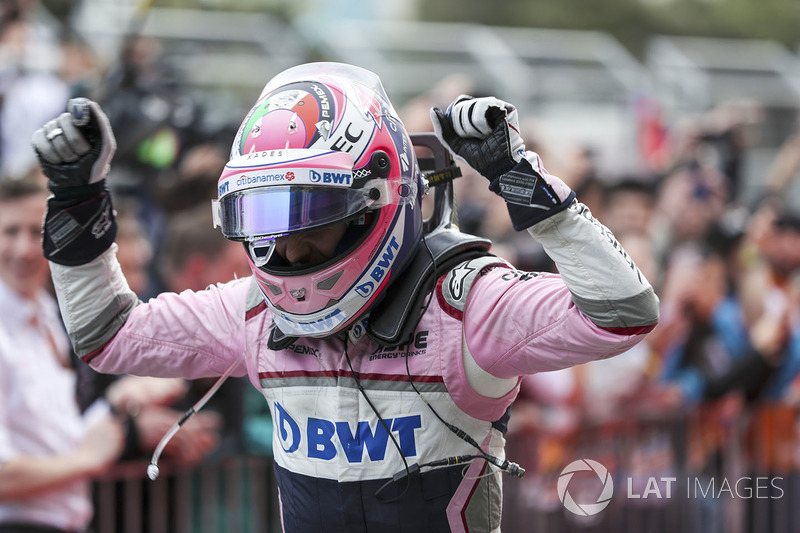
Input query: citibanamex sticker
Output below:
<box><xmin>557</xmin><ymin>459</ymin><xmax>614</xmax><ymax>516</ymax></box>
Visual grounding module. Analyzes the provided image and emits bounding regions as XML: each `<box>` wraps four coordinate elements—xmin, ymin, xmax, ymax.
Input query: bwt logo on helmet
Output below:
<box><xmin>310</xmin><ymin>170</ymin><xmax>351</xmax><ymax>185</ymax></box>
<box><xmin>274</xmin><ymin>401</ymin><xmax>421</xmax><ymax>462</ymax></box>
<box><xmin>355</xmin><ymin>236</ymin><xmax>400</xmax><ymax>298</ymax></box>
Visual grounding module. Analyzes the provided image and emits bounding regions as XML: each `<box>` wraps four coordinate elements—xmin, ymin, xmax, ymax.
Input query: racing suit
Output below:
<box><xmin>48</xmin><ymin>197</ymin><xmax>658</xmax><ymax>532</ymax></box>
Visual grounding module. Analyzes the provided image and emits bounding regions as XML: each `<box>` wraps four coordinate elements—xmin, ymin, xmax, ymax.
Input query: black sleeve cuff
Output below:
<box><xmin>43</xmin><ymin>186</ymin><xmax>117</xmax><ymax>266</ymax></box>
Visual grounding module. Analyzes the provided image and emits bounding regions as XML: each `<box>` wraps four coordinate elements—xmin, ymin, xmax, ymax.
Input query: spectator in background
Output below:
<box><xmin>0</xmin><ymin>170</ymin><xmax>125</xmax><ymax>533</ymax></box>
<box><xmin>654</xmin><ymin>198</ymin><xmax>800</xmax><ymax>408</ymax></box>
<box><xmin>98</xmin><ymin>35</ymin><xmax>205</xmax><ymax>198</ymax></box>
<box><xmin>114</xmin><ymin>197</ymin><xmax>154</xmax><ymax>297</ymax></box>
<box><xmin>0</xmin><ymin>0</ymin><xmax>69</xmax><ymax>181</ymax></box>
<box><xmin>151</xmin><ymin>141</ymin><xmax>230</xmax><ymax>215</ymax></box>
<box><xmin>398</xmin><ymin>72</ymin><xmax>476</xmax><ymax>134</ymax></box>
<box><xmin>670</xmin><ymin>100</ymin><xmax>763</xmax><ymax>203</ymax></box>
<box><xmin>554</xmin><ymin>143</ymin><xmax>605</xmax><ymax>221</ymax></box>
<box><xmin>600</xmin><ymin>178</ymin><xmax>657</xmax><ymax>239</ymax></box>
<box><xmin>764</xmin><ymin>130</ymin><xmax>800</xmax><ymax>197</ymax></box>
<box><xmin>654</xmin><ymin>242</ymin><xmax>752</xmax><ymax>405</ymax></box>
<box><xmin>734</xmin><ymin>198</ymin><xmax>800</xmax><ymax>402</ymax></box>
<box><xmin>668</xmin><ymin>198</ymin><xmax>800</xmax><ymax>530</ymax></box>
<box><xmin>649</xmin><ymin>161</ymin><xmax>729</xmax><ymax>266</ymax></box>
<box><xmin>157</xmin><ymin>204</ymin><xmax>254</xmax><ymax>459</ymax></box>
<box><xmin>158</xmin><ymin>204</ymin><xmax>250</xmax><ymax>293</ymax></box>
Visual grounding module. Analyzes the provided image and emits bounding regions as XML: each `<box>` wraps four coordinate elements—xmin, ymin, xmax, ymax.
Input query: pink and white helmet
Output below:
<box><xmin>212</xmin><ymin>63</ymin><xmax>424</xmax><ymax>338</ymax></box>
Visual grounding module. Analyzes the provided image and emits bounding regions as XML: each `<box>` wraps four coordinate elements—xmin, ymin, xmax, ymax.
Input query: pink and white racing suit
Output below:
<box><xmin>49</xmin><ymin>201</ymin><xmax>658</xmax><ymax>532</ymax></box>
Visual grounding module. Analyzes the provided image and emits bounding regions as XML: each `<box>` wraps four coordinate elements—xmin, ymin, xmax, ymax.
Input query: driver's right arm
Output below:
<box><xmin>33</xmin><ymin>99</ymin><xmax>247</xmax><ymax>379</ymax></box>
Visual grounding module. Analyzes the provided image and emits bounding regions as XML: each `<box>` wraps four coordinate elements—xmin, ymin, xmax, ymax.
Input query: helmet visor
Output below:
<box><xmin>213</xmin><ymin>149</ymin><xmax>416</xmax><ymax>241</ymax></box>
<box><xmin>214</xmin><ymin>185</ymin><xmax>372</xmax><ymax>240</ymax></box>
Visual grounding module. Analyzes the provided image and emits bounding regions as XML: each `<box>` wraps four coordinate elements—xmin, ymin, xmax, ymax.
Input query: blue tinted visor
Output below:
<box><xmin>213</xmin><ymin>185</ymin><xmax>378</xmax><ymax>240</ymax></box>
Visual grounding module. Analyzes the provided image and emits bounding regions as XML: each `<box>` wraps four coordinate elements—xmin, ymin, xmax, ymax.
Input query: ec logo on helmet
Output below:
<box><xmin>558</xmin><ymin>459</ymin><xmax>613</xmax><ymax>516</ymax></box>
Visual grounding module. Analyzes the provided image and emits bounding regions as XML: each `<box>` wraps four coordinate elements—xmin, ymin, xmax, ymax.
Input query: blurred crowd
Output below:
<box><xmin>400</xmin><ymin>27</ymin><xmax>800</xmax><ymax>533</ymax></box>
<box><xmin>0</xmin><ymin>3</ymin><xmax>274</xmax><ymax>531</ymax></box>
<box><xmin>3</xmin><ymin>1</ymin><xmax>800</xmax><ymax>532</ymax></box>
<box><xmin>1</xmin><ymin>0</ymin><xmax>273</xmax><ymax>453</ymax></box>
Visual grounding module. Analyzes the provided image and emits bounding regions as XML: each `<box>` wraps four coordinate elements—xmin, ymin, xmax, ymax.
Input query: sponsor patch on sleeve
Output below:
<box><xmin>440</xmin><ymin>256</ymin><xmax>509</xmax><ymax>314</ymax></box>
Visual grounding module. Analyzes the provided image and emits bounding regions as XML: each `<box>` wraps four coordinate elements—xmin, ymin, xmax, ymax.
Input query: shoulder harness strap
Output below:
<box><xmin>366</xmin><ymin>228</ymin><xmax>492</xmax><ymax>346</ymax></box>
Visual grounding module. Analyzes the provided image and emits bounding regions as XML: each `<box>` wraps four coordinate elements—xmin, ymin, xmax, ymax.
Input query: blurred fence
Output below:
<box><xmin>501</xmin><ymin>402</ymin><xmax>800</xmax><ymax>533</ymax></box>
<box><xmin>90</xmin><ymin>456</ymin><xmax>281</xmax><ymax>533</ymax></box>
<box><xmin>87</xmin><ymin>403</ymin><xmax>800</xmax><ymax>533</ymax></box>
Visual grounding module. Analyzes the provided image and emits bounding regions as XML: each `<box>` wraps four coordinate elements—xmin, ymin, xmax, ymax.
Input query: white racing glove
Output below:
<box><xmin>32</xmin><ymin>98</ymin><xmax>118</xmax><ymax>265</ymax></box>
<box><xmin>431</xmin><ymin>95</ymin><xmax>575</xmax><ymax>230</ymax></box>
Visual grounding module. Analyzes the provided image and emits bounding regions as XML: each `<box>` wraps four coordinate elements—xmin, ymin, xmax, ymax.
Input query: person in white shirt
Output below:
<box><xmin>0</xmin><ymin>171</ymin><xmax>124</xmax><ymax>533</ymax></box>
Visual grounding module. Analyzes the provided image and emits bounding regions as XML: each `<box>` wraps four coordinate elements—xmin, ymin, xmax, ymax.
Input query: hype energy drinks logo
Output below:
<box><xmin>557</xmin><ymin>458</ymin><xmax>785</xmax><ymax>517</ymax></box>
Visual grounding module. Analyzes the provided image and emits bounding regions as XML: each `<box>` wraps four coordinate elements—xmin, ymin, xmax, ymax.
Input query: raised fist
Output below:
<box><xmin>32</xmin><ymin>97</ymin><xmax>116</xmax><ymax>196</ymax></box>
